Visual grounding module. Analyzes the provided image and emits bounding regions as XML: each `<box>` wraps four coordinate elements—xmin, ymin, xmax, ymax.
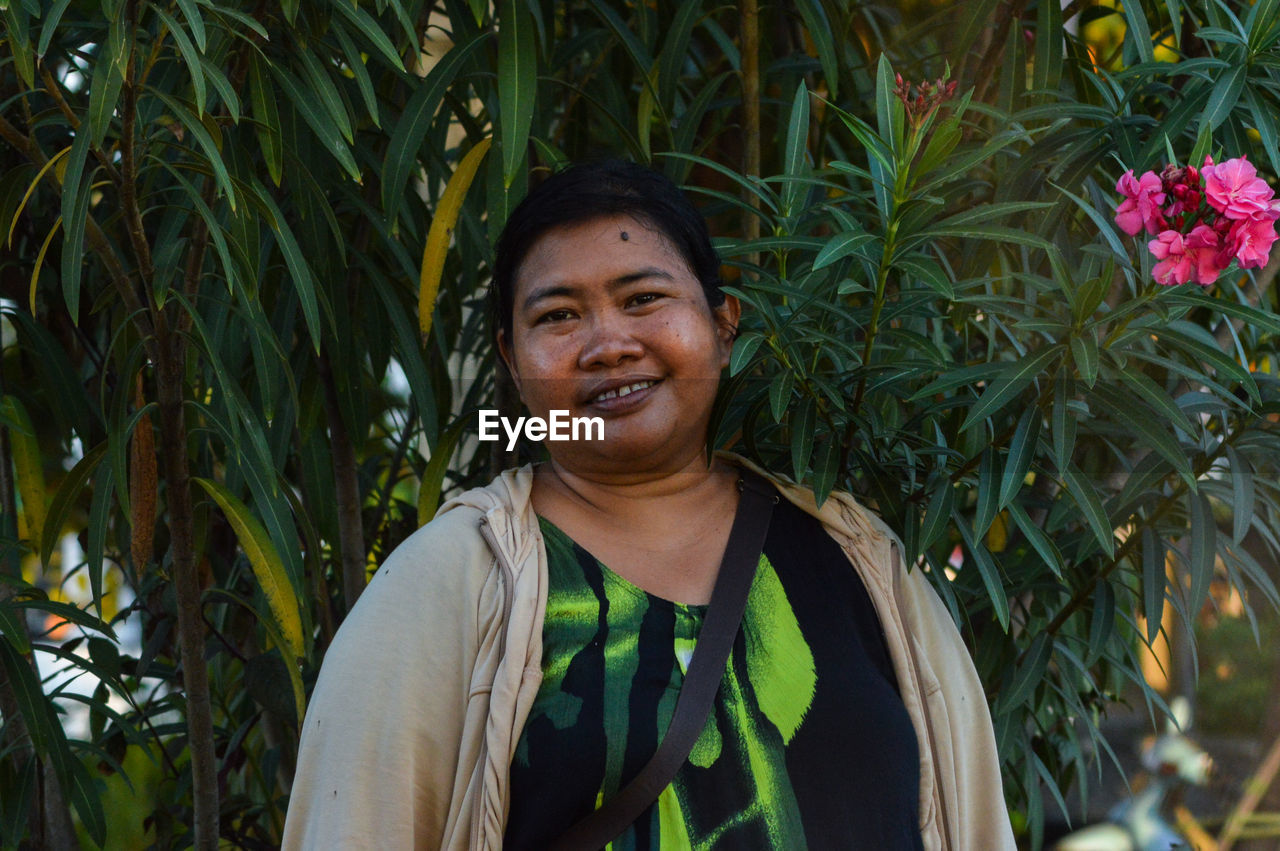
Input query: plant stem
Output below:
<box><xmin>318</xmin><ymin>348</ymin><xmax>368</xmax><ymax>614</ymax></box>
<box><xmin>155</xmin><ymin>332</ymin><xmax>218</xmax><ymax>850</ymax></box>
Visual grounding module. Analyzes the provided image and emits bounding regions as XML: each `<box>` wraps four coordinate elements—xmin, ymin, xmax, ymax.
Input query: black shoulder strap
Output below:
<box><xmin>549</xmin><ymin>471</ymin><xmax>778</xmax><ymax>851</ymax></box>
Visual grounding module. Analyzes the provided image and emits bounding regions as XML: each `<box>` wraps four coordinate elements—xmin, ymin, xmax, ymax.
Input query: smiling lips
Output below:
<box><xmin>587</xmin><ymin>379</ymin><xmax>659</xmax><ymax>406</ymax></box>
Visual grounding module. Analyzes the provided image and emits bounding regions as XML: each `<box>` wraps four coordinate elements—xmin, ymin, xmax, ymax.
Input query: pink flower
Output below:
<box><xmin>1202</xmin><ymin>157</ymin><xmax>1277</xmax><ymax>220</ymax></box>
<box><xmin>1115</xmin><ymin>169</ymin><xmax>1167</xmax><ymax>235</ymax></box>
<box><xmin>1149</xmin><ymin>226</ymin><xmax>1224</xmax><ymax>286</ymax></box>
<box><xmin>1223</xmin><ymin>215</ymin><xmax>1280</xmax><ymax>270</ymax></box>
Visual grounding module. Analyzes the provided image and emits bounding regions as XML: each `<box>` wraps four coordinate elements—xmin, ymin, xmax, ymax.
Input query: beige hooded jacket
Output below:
<box><xmin>283</xmin><ymin>454</ymin><xmax>1016</xmax><ymax>850</ymax></box>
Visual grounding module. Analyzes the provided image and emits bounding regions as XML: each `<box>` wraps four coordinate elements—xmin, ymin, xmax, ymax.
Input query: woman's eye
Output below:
<box><xmin>629</xmin><ymin>293</ymin><xmax>662</xmax><ymax>307</ymax></box>
<box><xmin>536</xmin><ymin>309</ymin><xmax>573</xmax><ymax>324</ymax></box>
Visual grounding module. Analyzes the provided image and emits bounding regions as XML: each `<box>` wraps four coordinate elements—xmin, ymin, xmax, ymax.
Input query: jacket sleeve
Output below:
<box><xmin>282</xmin><ymin>510</ymin><xmax>503</xmax><ymax>851</ymax></box>
<box><xmin>896</xmin><ymin>554</ymin><xmax>1017</xmax><ymax>851</ymax></box>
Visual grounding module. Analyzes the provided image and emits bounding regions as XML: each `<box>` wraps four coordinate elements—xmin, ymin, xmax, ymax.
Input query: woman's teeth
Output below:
<box><xmin>593</xmin><ymin>380</ymin><xmax>655</xmax><ymax>403</ymax></box>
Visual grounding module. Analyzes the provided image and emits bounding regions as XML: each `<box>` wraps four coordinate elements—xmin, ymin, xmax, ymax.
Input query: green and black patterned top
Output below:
<box><xmin>504</xmin><ymin>486</ymin><xmax>924</xmax><ymax>850</ymax></box>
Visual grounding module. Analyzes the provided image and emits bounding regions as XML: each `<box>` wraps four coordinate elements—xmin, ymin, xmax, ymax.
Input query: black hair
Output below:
<box><xmin>489</xmin><ymin>159</ymin><xmax>724</xmax><ymax>346</ymax></box>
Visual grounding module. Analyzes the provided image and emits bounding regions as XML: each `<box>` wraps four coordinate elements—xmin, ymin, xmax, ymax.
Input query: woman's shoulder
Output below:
<box><xmin>716</xmin><ymin>452</ymin><xmax>896</xmax><ymax>544</ymax></box>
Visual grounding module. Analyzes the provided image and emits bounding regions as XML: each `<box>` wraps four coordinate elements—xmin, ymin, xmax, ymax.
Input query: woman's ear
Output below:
<box><xmin>714</xmin><ymin>294</ymin><xmax>742</xmax><ymax>368</ymax></box>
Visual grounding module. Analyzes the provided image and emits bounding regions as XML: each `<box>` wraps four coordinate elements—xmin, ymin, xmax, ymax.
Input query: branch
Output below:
<box><xmin>318</xmin><ymin>349</ymin><xmax>369</xmax><ymax>614</ymax></box>
<box><xmin>119</xmin><ymin>0</ymin><xmax>155</xmax><ymax>288</ymax></box>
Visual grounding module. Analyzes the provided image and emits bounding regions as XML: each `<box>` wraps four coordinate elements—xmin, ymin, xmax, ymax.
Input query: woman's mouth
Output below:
<box><xmin>587</xmin><ymin>379</ymin><xmax>660</xmax><ymax>411</ymax></box>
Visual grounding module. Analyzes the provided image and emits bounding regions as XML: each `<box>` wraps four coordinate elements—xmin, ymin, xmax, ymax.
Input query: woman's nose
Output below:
<box><xmin>577</xmin><ymin>312</ymin><xmax>644</xmax><ymax>368</ymax></box>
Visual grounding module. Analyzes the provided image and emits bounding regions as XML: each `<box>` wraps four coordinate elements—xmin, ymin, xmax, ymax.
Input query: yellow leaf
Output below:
<box><xmin>7</xmin><ymin>145</ymin><xmax>70</xmax><ymax>248</ymax></box>
<box><xmin>987</xmin><ymin>510</ymin><xmax>1010</xmax><ymax>553</ymax></box>
<box><xmin>419</xmin><ymin>137</ymin><xmax>492</xmax><ymax>340</ymax></box>
<box><xmin>2</xmin><ymin>396</ymin><xmax>47</xmax><ymax>553</ymax></box>
<box><xmin>29</xmin><ymin>216</ymin><xmax>61</xmax><ymax>315</ymax></box>
<box><xmin>193</xmin><ymin>478</ymin><xmax>304</xmax><ymax>662</ymax></box>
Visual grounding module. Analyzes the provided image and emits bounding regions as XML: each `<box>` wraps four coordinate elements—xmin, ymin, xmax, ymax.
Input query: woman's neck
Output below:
<box><xmin>533</xmin><ymin>450</ymin><xmax>736</xmax><ymax>525</ymax></box>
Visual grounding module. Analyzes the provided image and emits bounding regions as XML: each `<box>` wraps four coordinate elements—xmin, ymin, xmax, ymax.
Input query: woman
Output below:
<box><xmin>283</xmin><ymin>161</ymin><xmax>1015</xmax><ymax>849</ymax></box>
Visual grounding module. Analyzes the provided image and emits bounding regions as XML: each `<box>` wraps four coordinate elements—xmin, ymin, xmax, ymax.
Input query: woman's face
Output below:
<box><xmin>499</xmin><ymin>213</ymin><xmax>739</xmax><ymax>477</ymax></box>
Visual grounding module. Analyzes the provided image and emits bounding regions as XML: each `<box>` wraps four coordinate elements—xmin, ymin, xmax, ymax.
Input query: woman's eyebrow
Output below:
<box><xmin>521</xmin><ymin>267</ymin><xmax>676</xmax><ymax>312</ymax></box>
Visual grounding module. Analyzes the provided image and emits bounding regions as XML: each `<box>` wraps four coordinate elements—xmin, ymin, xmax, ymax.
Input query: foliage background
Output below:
<box><xmin>1</xmin><ymin>0</ymin><xmax>1279</xmax><ymax>847</ymax></box>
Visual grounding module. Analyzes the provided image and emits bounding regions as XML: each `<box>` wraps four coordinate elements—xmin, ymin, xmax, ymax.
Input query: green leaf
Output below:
<box><xmin>974</xmin><ymin>449</ymin><xmax>999</xmax><ymax>537</ymax></box>
<box><xmin>813</xmin><ymin>231</ymin><xmax>875</xmax><ymax>270</ymax></box>
<box><xmin>1121</xmin><ymin>0</ymin><xmax>1154</xmax><ymax>63</ymax></box>
<box><xmin>1201</xmin><ymin>64</ymin><xmax>1245</xmax><ymax>132</ymax></box>
<box><xmin>2</xmin><ymin>598</ymin><xmax>115</xmax><ymax>640</ymax></box>
<box><xmin>919</xmin><ymin>478</ymin><xmax>955</xmax><ymax>553</ymax></box>
<box><xmin>922</xmin><ymin>223</ymin><xmax>1054</xmax><ymax>253</ymax></box>
<box><xmin>267</xmin><ymin>64</ymin><xmax>360</xmax><ymax>182</ymax></box>
<box><xmin>0</xmin><ymin>607</ymin><xmax>30</xmax><ymax>654</ymax></box>
<box><xmin>1113</xmin><ymin>368</ymin><xmax>1197</xmax><ymax>436</ymax></box>
<box><xmin>1244</xmin><ymin>88</ymin><xmax>1280</xmax><ymax>177</ymax></box>
<box><xmin>194</xmin><ymin>478</ymin><xmax>304</xmax><ymax>662</ymax></box>
<box><xmin>1</xmin><ymin>4</ymin><xmax>35</xmax><ymax>88</ymax></box>
<box><xmin>86</xmin><ymin>463</ymin><xmax>113</xmax><ymax>620</ymax></box>
<box><xmin>960</xmin><ymin>344</ymin><xmax>1061</xmax><ymax>432</ymax></box>
<box><xmin>955</xmin><ymin>514</ymin><xmax>1010</xmax><ymax>630</ymax></box>
<box><xmin>588</xmin><ymin>0</ymin><xmax>655</xmax><ymax>78</ymax></box>
<box><xmin>1142</xmin><ymin>526</ymin><xmax>1165</xmax><ymax>645</ymax></box>
<box><xmin>1069</xmin><ymin>331</ymin><xmax>1099</xmax><ymax>387</ymax></box>
<box><xmin>296</xmin><ymin>47</ymin><xmax>354</xmax><ymax>143</ymax></box>
<box><xmin>656</xmin><ymin>0</ymin><xmax>701</xmax><ymax>112</ymax></box>
<box><xmin>1063</xmin><ymin>466</ymin><xmax>1115</xmax><ymax>557</ymax></box>
<box><xmin>793</xmin><ymin>0</ymin><xmax>839</xmax><ymax>97</ymax></box>
<box><xmin>154</xmin><ymin>6</ymin><xmax>206</xmax><ymax>116</ymax></box>
<box><xmin>1187</xmin><ymin>492</ymin><xmax>1215</xmax><ymax>611</ymax></box>
<box><xmin>729</xmin><ymin>331</ymin><xmax>763</xmax><ymax>376</ymax></box>
<box><xmin>895</xmin><ymin>255</ymin><xmax>954</xmax><ymax>298</ymax></box>
<box><xmin>174</xmin><ymin>0</ymin><xmax>206</xmax><ymax>50</ymax></box>
<box><xmin>915</xmin><ymin>115</ymin><xmax>962</xmax><ymax>179</ymax></box>
<box><xmin>782</xmin><ymin>82</ymin><xmax>810</xmax><ymax>217</ymax></box>
<box><xmin>1087</xmin><ymin>579</ymin><xmax>1116</xmax><ymax>665</ymax></box>
<box><xmin>1224</xmin><ymin>445</ymin><xmax>1254</xmax><ymax>542</ymax></box>
<box><xmin>334</xmin><ymin>23</ymin><xmax>379</xmax><ymax>127</ymax></box>
<box><xmin>36</xmin><ymin>0</ymin><xmax>73</xmax><ymax>56</ymax></box>
<box><xmin>874</xmin><ymin>54</ymin><xmax>900</xmax><ymax>157</ymax></box>
<box><xmin>1000</xmin><ymin>406</ymin><xmax>1039</xmax><ymax>510</ymax></box>
<box><xmin>768</xmin><ymin>370</ymin><xmax>793</xmax><ymax>423</ymax></box>
<box><xmin>149</xmin><ymin>90</ymin><xmax>239</xmax><ymax>208</ymax></box>
<box><xmin>1051</xmin><ymin>180</ymin><xmax>1130</xmax><ymax>262</ymax></box>
<box><xmin>248</xmin><ymin>54</ymin><xmax>282</xmax><ymax>186</ymax></box>
<box><xmin>255</xmin><ymin>183</ymin><xmax>322</xmax><ymax>353</ymax></box>
<box><xmin>331</xmin><ymin>0</ymin><xmax>404</xmax><ymax>70</ymax></box>
<box><xmin>1007</xmin><ymin>501</ymin><xmax>1063</xmax><ymax>577</ymax></box>
<box><xmin>1052</xmin><ymin>376</ymin><xmax>1076</xmax><ymax>473</ymax></box>
<box><xmin>381</xmin><ymin>30</ymin><xmax>491</xmax><ymax>223</ymax></box>
<box><xmin>58</xmin><ymin>128</ymin><xmax>93</xmax><ymax>324</ymax></box>
<box><xmin>1002</xmin><ymin>634</ymin><xmax>1050</xmax><ymax>712</ymax></box>
<box><xmin>498</xmin><ymin>0</ymin><xmax>537</xmax><ymax>187</ymax></box>
<box><xmin>1033</xmin><ymin>0</ymin><xmax>1064</xmax><ymax>92</ymax></box>
<box><xmin>197</xmin><ymin>53</ymin><xmax>239</xmax><ymax>122</ymax></box>
<box><xmin>790</xmin><ymin>396</ymin><xmax>816</xmax><ymax>482</ymax></box>
<box><xmin>812</xmin><ymin>436</ymin><xmax>840</xmax><ymax>507</ymax></box>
